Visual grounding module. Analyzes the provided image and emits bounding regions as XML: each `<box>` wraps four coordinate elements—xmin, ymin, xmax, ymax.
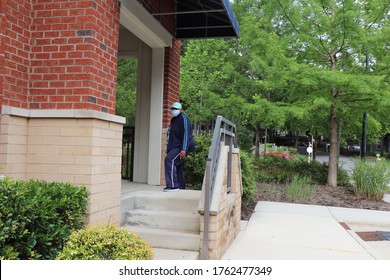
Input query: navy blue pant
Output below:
<box><xmin>165</xmin><ymin>148</ymin><xmax>186</xmax><ymax>189</ymax></box>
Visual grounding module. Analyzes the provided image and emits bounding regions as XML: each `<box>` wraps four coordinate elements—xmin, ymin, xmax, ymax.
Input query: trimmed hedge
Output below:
<box><xmin>56</xmin><ymin>224</ymin><xmax>153</xmax><ymax>260</ymax></box>
<box><xmin>0</xmin><ymin>178</ymin><xmax>88</xmax><ymax>260</ymax></box>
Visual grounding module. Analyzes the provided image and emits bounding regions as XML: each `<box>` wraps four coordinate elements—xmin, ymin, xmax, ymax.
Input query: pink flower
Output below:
<box><xmin>264</xmin><ymin>152</ymin><xmax>294</xmax><ymax>159</ymax></box>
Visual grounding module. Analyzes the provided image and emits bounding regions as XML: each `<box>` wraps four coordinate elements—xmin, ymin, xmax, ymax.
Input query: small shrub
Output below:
<box><xmin>239</xmin><ymin>150</ymin><xmax>256</xmax><ymax>200</ymax></box>
<box><xmin>56</xmin><ymin>225</ymin><xmax>153</xmax><ymax>260</ymax></box>
<box><xmin>285</xmin><ymin>175</ymin><xmax>316</xmax><ymax>201</ymax></box>
<box><xmin>184</xmin><ymin>135</ymin><xmax>212</xmax><ymax>190</ymax></box>
<box><xmin>253</xmin><ymin>155</ymin><xmax>350</xmax><ymax>186</ymax></box>
<box><xmin>336</xmin><ymin>165</ymin><xmax>350</xmax><ymax>186</ymax></box>
<box><xmin>254</xmin><ymin>156</ymin><xmax>292</xmax><ymax>183</ymax></box>
<box><xmin>352</xmin><ymin>160</ymin><xmax>390</xmax><ymax>200</ymax></box>
<box><xmin>259</xmin><ymin>143</ymin><xmax>275</xmax><ymax>148</ymax></box>
<box><xmin>0</xmin><ymin>177</ymin><xmax>88</xmax><ymax>260</ymax></box>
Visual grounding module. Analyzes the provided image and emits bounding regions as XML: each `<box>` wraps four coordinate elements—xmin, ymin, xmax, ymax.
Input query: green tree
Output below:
<box><xmin>116</xmin><ymin>58</ymin><xmax>138</xmax><ymax>126</ymax></box>
<box><xmin>235</xmin><ymin>0</ymin><xmax>389</xmax><ymax>187</ymax></box>
<box><xmin>179</xmin><ymin>0</ymin><xmax>389</xmax><ymax>187</ymax></box>
<box><xmin>180</xmin><ymin>38</ymin><xmax>256</xmax><ymax>150</ymax></box>
<box><xmin>245</xmin><ymin>95</ymin><xmax>286</xmax><ymax>156</ymax></box>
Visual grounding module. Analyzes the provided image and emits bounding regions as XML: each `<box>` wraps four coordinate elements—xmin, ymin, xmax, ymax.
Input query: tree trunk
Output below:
<box><xmin>337</xmin><ymin>120</ymin><xmax>342</xmax><ymax>160</ymax></box>
<box><xmin>255</xmin><ymin>123</ymin><xmax>261</xmax><ymax>157</ymax></box>
<box><xmin>294</xmin><ymin>132</ymin><xmax>298</xmax><ymax>149</ymax></box>
<box><xmin>327</xmin><ymin>46</ymin><xmax>339</xmax><ymax>187</ymax></box>
<box><xmin>327</xmin><ymin>103</ymin><xmax>338</xmax><ymax>187</ymax></box>
<box><xmin>385</xmin><ymin>133</ymin><xmax>390</xmax><ymax>153</ymax></box>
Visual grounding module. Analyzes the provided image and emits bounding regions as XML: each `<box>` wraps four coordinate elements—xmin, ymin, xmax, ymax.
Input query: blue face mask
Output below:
<box><xmin>171</xmin><ymin>109</ymin><xmax>180</xmax><ymax>117</ymax></box>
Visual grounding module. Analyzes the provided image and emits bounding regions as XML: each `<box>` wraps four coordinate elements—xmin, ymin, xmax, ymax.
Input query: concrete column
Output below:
<box><xmin>148</xmin><ymin>48</ymin><xmax>164</xmax><ymax>185</ymax></box>
<box><xmin>133</xmin><ymin>43</ymin><xmax>152</xmax><ymax>183</ymax></box>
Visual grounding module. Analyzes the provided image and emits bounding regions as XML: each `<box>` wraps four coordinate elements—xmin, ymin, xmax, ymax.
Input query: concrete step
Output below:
<box><xmin>121</xmin><ymin>189</ymin><xmax>201</xmax><ymax>212</ymax></box>
<box><xmin>125</xmin><ymin>225</ymin><xmax>200</xmax><ymax>251</ymax></box>
<box><xmin>125</xmin><ymin>209</ymin><xmax>200</xmax><ymax>233</ymax></box>
<box><xmin>153</xmin><ymin>248</ymin><xmax>200</xmax><ymax>260</ymax></box>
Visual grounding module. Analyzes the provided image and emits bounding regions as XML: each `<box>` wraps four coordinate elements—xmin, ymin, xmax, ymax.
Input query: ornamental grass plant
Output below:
<box><xmin>352</xmin><ymin>159</ymin><xmax>390</xmax><ymax>200</ymax></box>
<box><xmin>285</xmin><ymin>175</ymin><xmax>316</xmax><ymax>201</ymax></box>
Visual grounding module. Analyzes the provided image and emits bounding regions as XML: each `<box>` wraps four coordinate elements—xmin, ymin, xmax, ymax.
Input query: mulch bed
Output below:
<box><xmin>241</xmin><ymin>183</ymin><xmax>390</xmax><ymax>221</ymax></box>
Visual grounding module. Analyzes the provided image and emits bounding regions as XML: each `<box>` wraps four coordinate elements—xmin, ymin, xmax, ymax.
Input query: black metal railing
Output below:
<box><xmin>203</xmin><ymin>116</ymin><xmax>237</xmax><ymax>260</ymax></box>
<box><xmin>122</xmin><ymin>126</ymin><xmax>135</xmax><ymax>181</ymax></box>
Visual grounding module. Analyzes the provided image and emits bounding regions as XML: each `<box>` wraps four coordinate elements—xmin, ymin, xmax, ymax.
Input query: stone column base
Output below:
<box><xmin>0</xmin><ymin>106</ymin><xmax>125</xmax><ymax>225</ymax></box>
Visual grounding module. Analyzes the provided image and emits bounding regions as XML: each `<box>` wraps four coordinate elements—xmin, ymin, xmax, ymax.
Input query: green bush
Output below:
<box><xmin>184</xmin><ymin>135</ymin><xmax>212</xmax><ymax>190</ymax></box>
<box><xmin>254</xmin><ymin>155</ymin><xmax>292</xmax><ymax>183</ymax></box>
<box><xmin>352</xmin><ymin>160</ymin><xmax>390</xmax><ymax>200</ymax></box>
<box><xmin>253</xmin><ymin>155</ymin><xmax>349</xmax><ymax>186</ymax></box>
<box><xmin>185</xmin><ymin>135</ymin><xmax>257</xmax><ymax>198</ymax></box>
<box><xmin>56</xmin><ymin>224</ymin><xmax>153</xmax><ymax>260</ymax></box>
<box><xmin>239</xmin><ymin>150</ymin><xmax>256</xmax><ymax>200</ymax></box>
<box><xmin>0</xmin><ymin>177</ymin><xmax>88</xmax><ymax>260</ymax></box>
<box><xmin>259</xmin><ymin>143</ymin><xmax>275</xmax><ymax>148</ymax></box>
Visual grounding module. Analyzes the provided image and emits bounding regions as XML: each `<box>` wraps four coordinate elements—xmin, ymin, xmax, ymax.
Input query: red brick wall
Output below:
<box><xmin>29</xmin><ymin>0</ymin><xmax>120</xmax><ymax>113</ymax></box>
<box><xmin>2</xmin><ymin>0</ymin><xmax>181</xmax><ymax>119</ymax></box>
<box><xmin>1</xmin><ymin>0</ymin><xmax>31</xmax><ymax>110</ymax></box>
<box><xmin>1</xmin><ymin>0</ymin><xmax>120</xmax><ymax>114</ymax></box>
<box><xmin>0</xmin><ymin>2</ymin><xmax>6</xmax><ymax>113</ymax></box>
<box><xmin>163</xmin><ymin>39</ymin><xmax>181</xmax><ymax>128</ymax></box>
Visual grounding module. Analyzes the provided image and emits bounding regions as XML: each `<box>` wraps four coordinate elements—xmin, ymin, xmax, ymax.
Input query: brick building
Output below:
<box><xmin>0</xmin><ymin>0</ymin><xmax>238</xmax><ymax>225</ymax></box>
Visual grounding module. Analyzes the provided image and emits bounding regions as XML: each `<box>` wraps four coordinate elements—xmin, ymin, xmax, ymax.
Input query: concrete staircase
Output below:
<box><xmin>121</xmin><ymin>187</ymin><xmax>201</xmax><ymax>260</ymax></box>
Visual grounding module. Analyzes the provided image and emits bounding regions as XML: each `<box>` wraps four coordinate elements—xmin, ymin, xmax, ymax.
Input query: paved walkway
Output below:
<box><xmin>122</xmin><ymin>182</ymin><xmax>390</xmax><ymax>260</ymax></box>
<box><xmin>223</xmin><ymin>201</ymin><xmax>390</xmax><ymax>260</ymax></box>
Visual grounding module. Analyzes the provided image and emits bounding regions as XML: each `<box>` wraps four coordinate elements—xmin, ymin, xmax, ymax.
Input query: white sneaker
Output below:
<box><xmin>163</xmin><ymin>187</ymin><xmax>179</xmax><ymax>192</ymax></box>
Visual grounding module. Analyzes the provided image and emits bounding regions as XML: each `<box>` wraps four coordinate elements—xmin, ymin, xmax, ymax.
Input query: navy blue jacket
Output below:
<box><xmin>166</xmin><ymin>113</ymin><xmax>195</xmax><ymax>153</ymax></box>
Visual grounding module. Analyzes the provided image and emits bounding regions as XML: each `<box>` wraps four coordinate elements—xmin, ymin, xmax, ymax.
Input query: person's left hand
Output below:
<box><xmin>180</xmin><ymin>150</ymin><xmax>186</xmax><ymax>159</ymax></box>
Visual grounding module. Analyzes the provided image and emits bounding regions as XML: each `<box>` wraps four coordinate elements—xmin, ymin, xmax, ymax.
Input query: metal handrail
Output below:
<box><xmin>203</xmin><ymin>116</ymin><xmax>237</xmax><ymax>260</ymax></box>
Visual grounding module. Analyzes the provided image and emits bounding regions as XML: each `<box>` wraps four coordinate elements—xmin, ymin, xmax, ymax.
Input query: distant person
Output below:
<box><xmin>164</xmin><ymin>102</ymin><xmax>195</xmax><ymax>192</ymax></box>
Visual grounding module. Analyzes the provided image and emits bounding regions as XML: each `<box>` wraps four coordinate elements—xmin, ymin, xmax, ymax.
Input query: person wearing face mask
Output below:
<box><xmin>164</xmin><ymin>102</ymin><xmax>195</xmax><ymax>192</ymax></box>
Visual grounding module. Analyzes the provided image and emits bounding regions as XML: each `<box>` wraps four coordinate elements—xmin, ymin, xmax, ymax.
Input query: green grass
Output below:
<box><xmin>285</xmin><ymin>175</ymin><xmax>316</xmax><ymax>201</ymax></box>
<box><xmin>352</xmin><ymin>159</ymin><xmax>390</xmax><ymax>200</ymax></box>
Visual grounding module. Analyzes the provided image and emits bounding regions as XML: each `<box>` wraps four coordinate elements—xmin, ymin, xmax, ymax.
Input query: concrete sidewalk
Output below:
<box><xmin>223</xmin><ymin>201</ymin><xmax>390</xmax><ymax>260</ymax></box>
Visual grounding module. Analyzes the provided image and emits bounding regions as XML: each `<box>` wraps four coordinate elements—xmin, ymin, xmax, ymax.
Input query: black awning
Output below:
<box><xmin>176</xmin><ymin>0</ymin><xmax>239</xmax><ymax>39</ymax></box>
<box><xmin>152</xmin><ymin>0</ymin><xmax>239</xmax><ymax>39</ymax></box>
